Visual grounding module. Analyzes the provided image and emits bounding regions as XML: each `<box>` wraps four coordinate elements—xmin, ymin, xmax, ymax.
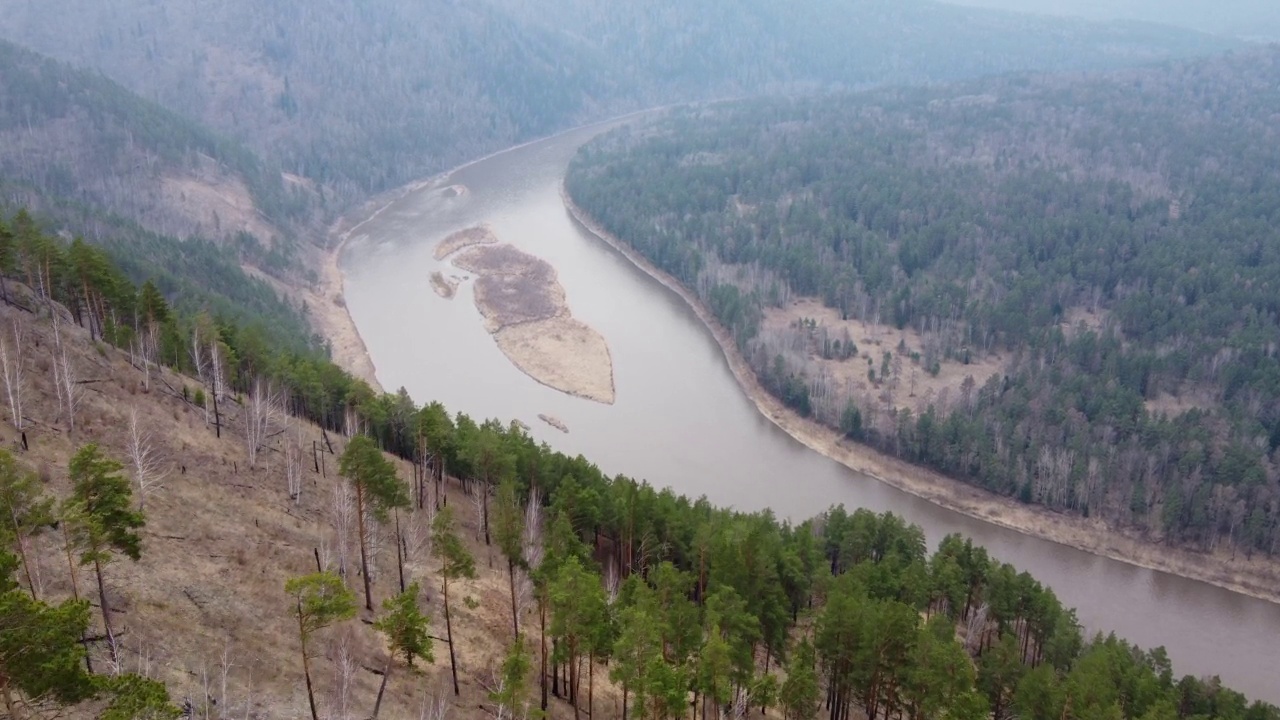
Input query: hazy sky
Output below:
<box><xmin>942</xmin><ymin>0</ymin><xmax>1280</xmax><ymax>39</ymax></box>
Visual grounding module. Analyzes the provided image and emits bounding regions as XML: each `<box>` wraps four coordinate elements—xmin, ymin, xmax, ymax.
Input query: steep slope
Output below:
<box><xmin>0</xmin><ymin>0</ymin><xmax>1236</xmax><ymax>202</ymax></box>
<box><xmin>0</xmin><ymin>39</ymin><xmax>311</xmax><ymax>245</ymax></box>
<box><xmin>565</xmin><ymin>48</ymin><xmax>1280</xmax><ymax>559</ymax></box>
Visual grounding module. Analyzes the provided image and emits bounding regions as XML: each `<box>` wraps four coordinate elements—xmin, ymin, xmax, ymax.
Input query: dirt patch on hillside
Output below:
<box><xmin>452</xmin><ymin>243</ymin><xmax>615</xmax><ymax>404</ymax></box>
<box><xmin>161</xmin><ymin>172</ymin><xmax>279</xmax><ymax>243</ymax></box>
<box><xmin>761</xmin><ymin>297</ymin><xmax>1006</xmax><ymax>418</ymax></box>
<box><xmin>434</xmin><ymin>224</ymin><xmax>498</xmax><ymax>260</ymax></box>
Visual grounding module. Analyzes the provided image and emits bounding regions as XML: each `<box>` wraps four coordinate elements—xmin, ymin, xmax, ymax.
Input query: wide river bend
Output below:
<box><xmin>340</xmin><ymin>119</ymin><xmax>1280</xmax><ymax>703</ymax></box>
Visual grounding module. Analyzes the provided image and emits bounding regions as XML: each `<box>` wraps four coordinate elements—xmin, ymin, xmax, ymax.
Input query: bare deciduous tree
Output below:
<box><xmin>51</xmin><ymin>316</ymin><xmax>82</xmax><ymax>434</ymax></box>
<box><xmin>128</xmin><ymin>407</ymin><xmax>168</xmax><ymax>510</ymax></box>
<box><xmin>244</xmin><ymin>378</ymin><xmax>283</xmax><ymax>469</ymax></box>
<box><xmin>0</xmin><ymin>317</ymin><xmax>26</xmax><ymax>432</ymax></box>
<box><xmin>330</xmin><ymin>482</ymin><xmax>355</xmax><ymax>581</ymax></box>
<box><xmin>286</xmin><ymin>426</ymin><xmax>304</xmax><ymax>504</ymax></box>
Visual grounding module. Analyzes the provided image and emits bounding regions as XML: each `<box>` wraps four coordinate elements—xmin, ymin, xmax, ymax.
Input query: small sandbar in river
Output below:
<box><xmin>433</xmin><ymin>223</ymin><xmax>498</xmax><ymax>260</ymax></box>
<box><xmin>451</xmin><ymin>243</ymin><xmax>615</xmax><ymax>405</ymax></box>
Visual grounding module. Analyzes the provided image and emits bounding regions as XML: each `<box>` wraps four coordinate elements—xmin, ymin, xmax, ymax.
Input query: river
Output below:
<box><xmin>339</xmin><ymin>119</ymin><xmax>1280</xmax><ymax>703</ymax></box>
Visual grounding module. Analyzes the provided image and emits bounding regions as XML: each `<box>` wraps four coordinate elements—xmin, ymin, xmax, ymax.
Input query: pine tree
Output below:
<box><xmin>432</xmin><ymin>505</ymin><xmax>475</xmax><ymax>696</ymax></box>
<box><xmin>780</xmin><ymin>638</ymin><xmax>820</xmax><ymax>720</ymax></box>
<box><xmin>493</xmin><ymin>479</ymin><xmax>526</xmax><ymax>638</ymax></box>
<box><xmin>548</xmin><ymin>555</ymin><xmax>608</xmax><ymax>720</ymax></box>
<box><xmin>62</xmin><ymin>444</ymin><xmax>145</xmax><ymax>665</ymax></box>
<box><xmin>490</xmin><ymin>637</ymin><xmax>533</xmax><ymax>720</ymax></box>
<box><xmin>0</xmin><ymin>549</ymin><xmax>96</xmax><ymax>718</ymax></box>
<box><xmin>0</xmin><ymin>451</ymin><xmax>53</xmax><ymax>599</ymax></box>
<box><xmin>371</xmin><ymin>582</ymin><xmax>432</xmax><ymax>719</ymax></box>
<box><xmin>286</xmin><ymin>572</ymin><xmax>356</xmax><ymax>720</ymax></box>
<box><xmin>339</xmin><ymin>435</ymin><xmax>409</xmax><ymax>611</ymax></box>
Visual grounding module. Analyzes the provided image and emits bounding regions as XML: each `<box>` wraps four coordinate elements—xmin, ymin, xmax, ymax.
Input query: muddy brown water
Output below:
<box><xmin>340</xmin><ymin>119</ymin><xmax>1280</xmax><ymax>703</ymax></box>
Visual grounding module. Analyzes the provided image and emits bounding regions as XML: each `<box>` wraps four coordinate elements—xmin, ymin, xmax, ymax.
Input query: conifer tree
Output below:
<box><xmin>0</xmin><ymin>549</ymin><xmax>96</xmax><ymax>718</ymax></box>
<box><xmin>0</xmin><ymin>451</ymin><xmax>53</xmax><ymax>599</ymax></box>
<box><xmin>286</xmin><ymin>572</ymin><xmax>356</xmax><ymax>720</ymax></box>
<box><xmin>780</xmin><ymin>638</ymin><xmax>820</xmax><ymax>720</ymax></box>
<box><xmin>372</xmin><ymin>582</ymin><xmax>432</xmax><ymax>719</ymax></box>
<box><xmin>432</xmin><ymin>505</ymin><xmax>475</xmax><ymax>696</ymax></box>
<box><xmin>490</xmin><ymin>637</ymin><xmax>533</xmax><ymax>720</ymax></box>
<box><xmin>493</xmin><ymin>479</ymin><xmax>525</xmax><ymax>637</ymax></box>
<box><xmin>339</xmin><ymin>435</ymin><xmax>409</xmax><ymax>611</ymax></box>
<box><xmin>63</xmin><ymin>444</ymin><xmax>145</xmax><ymax>664</ymax></box>
<box><xmin>548</xmin><ymin>555</ymin><xmax>608</xmax><ymax>720</ymax></box>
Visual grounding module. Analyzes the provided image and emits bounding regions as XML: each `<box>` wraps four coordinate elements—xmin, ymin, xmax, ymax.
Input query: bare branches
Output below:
<box><xmin>244</xmin><ymin>378</ymin><xmax>283</xmax><ymax>469</ymax></box>
<box><xmin>286</xmin><ymin>426</ymin><xmax>304</xmax><ymax>505</ymax></box>
<box><xmin>51</xmin><ymin>314</ymin><xmax>82</xmax><ymax>434</ymax></box>
<box><xmin>128</xmin><ymin>407</ymin><xmax>168</xmax><ymax>510</ymax></box>
<box><xmin>330</xmin><ymin>482</ymin><xmax>355</xmax><ymax>582</ymax></box>
<box><xmin>0</xmin><ymin>317</ymin><xmax>26</xmax><ymax>432</ymax></box>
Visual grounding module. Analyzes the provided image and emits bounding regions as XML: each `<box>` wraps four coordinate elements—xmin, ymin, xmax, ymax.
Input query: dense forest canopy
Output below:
<box><xmin>0</xmin><ymin>0</ymin><xmax>1236</xmax><ymax>204</ymax></box>
<box><xmin>3</xmin><ymin>207</ymin><xmax>1276</xmax><ymax>719</ymax></box>
<box><xmin>566</xmin><ymin>48</ymin><xmax>1280</xmax><ymax>557</ymax></box>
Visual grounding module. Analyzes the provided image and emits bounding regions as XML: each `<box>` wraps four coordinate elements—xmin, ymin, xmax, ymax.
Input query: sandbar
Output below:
<box><xmin>429</xmin><ymin>271</ymin><xmax>458</xmax><ymax>299</ymax></box>
<box><xmin>453</xmin><ymin>242</ymin><xmax>615</xmax><ymax>404</ymax></box>
<box><xmin>434</xmin><ymin>224</ymin><xmax>498</xmax><ymax>260</ymax></box>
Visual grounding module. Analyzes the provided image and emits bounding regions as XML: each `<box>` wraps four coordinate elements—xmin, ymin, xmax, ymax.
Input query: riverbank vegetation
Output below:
<box><xmin>5</xmin><ymin>207</ymin><xmax>1278</xmax><ymax>717</ymax></box>
<box><xmin>565</xmin><ymin>48</ymin><xmax>1280</xmax><ymax>561</ymax></box>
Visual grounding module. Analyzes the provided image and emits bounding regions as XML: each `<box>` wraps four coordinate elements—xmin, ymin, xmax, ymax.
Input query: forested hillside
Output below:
<box><xmin>0</xmin><ymin>39</ymin><xmax>329</xmax><ymax>354</ymax></box>
<box><xmin>3</xmin><ymin>208</ymin><xmax>1276</xmax><ymax>720</ymax></box>
<box><xmin>566</xmin><ymin>49</ymin><xmax>1280</xmax><ymax>558</ymax></box>
<box><xmin>0</xmin><ymin>0</ymin><xmax>1235</xmax><ymax>204</ymax></box>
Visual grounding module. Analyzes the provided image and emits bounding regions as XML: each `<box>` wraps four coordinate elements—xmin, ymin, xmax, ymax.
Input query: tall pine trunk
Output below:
<box><xmin>508</xmin><ymin>557</ymin><xmax>519</xmax><ymax>638</ymax></box>
<box><xmin>93</xmin><ymin>559</ymin><xmax>117</xmax><ymax>664</ymax></box>
<box><xmin>356</xmin><ymin>483</ymin><xmax>373</xmax><ymax>611</ymax></box>
<box><xmin>444</xmin><ymin>576</ymin><xmax>460</xmax><ymax>696</ymax></box>
<box><xmin>540</xmin><ymin>596</ymin><xmax>549</xmax><ymax>711</ymax></box>
<box><xmin>297</xmin><ymin>601</ymin><xmax>320</xmax><ymax>720</ymax></box>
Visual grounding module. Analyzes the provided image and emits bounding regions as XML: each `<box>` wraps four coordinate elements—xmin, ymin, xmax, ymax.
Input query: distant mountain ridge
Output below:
<box><xmin>0</xmin><ymin>0</ymin><xmax>1239</xmax><ymax>205</ymax></box>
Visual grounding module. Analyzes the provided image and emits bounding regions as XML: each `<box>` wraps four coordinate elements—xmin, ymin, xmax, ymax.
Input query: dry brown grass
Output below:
<box><xmin>762</xmin><ymin>297</ymin><xmax>1006</xmax><ymax>418</ymax></box>
<box><xmin>434</xmin><ymin>224</ymin><xmax>498</xmax><ymax>261</ymax></box>
<box><xmin>0</xmin><ymin>295</ymin><xmax>630</xmax><ymax>720</ymax></box>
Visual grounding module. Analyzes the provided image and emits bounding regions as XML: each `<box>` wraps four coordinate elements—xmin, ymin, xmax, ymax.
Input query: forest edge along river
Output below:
<box><xmin>333</xmin><ymin>116</ymin><xmax>1280</xmax><ymax>703</ymax></box>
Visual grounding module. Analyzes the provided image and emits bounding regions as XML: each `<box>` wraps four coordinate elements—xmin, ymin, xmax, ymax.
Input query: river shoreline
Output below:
<box><xmin>562</xmin><ymin>186</ymin><xmax>1280</xmax><ymax>607</ymax></box>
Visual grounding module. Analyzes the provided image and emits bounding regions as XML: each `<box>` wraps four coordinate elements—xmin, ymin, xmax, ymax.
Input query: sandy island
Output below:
<box><xmin>562</xmin><ymin>185</ymin><xmax>1280</xmax><ymax>606</ymax></box>
<box><xmin>453</xmin><ymin>242</ymin><xmax>615</xmax><ymax>405</ymax></box>
<box><xmin>434</xmin><ymin>224</ymin><xmax>498</xmax><ymax>260</ymax></box>
<box><xmin>429</xmin><ymin>271</ymin><xmax>458</xmax><ymax>299</ymax></box>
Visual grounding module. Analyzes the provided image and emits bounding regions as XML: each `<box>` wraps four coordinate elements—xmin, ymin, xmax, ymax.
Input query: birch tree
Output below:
<box><xmin>51</xmin><ymin>317</ymin><xmax>82</xmax><ymax>435</ymax></box>
<box><xmin>127</xmin><ymin>408</ymin><xmax>167</xmax><ymax>511</ymax></box>
<box><xmin>0</xmin><ymin>318</ymin><xmax>26</xmax><ymax>432</ymax></box>
<box><xmin>245</xmin><ymin>378</ymin><xmax>283</xmax><ymax>469</ymax></box>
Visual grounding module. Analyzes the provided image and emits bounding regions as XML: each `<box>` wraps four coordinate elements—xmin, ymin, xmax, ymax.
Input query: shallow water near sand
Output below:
<box><xmin>341</xmin><ymin>119</ymin><xmax>1280</xmax><ymax>703</ymax></box>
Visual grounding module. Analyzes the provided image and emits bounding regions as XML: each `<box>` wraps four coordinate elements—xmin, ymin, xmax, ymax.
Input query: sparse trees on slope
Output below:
<box><xmin>338</xmin><ymin>435</ymin><xmax>408</xmax><ymax>611</ymax></box>
<box><xmin>432</xmin><ymin>505</ymin><xmax>475</xmax><ymax>697</ymax></box>
<box><xmin>63</xmin><ymin>444</ymin><xmax>145</xmax><ymax>665</ymax></box>
<box><xmin>372</xmin><ymin>582</ymin><xmax>432</xmax><ymax>719</ymax></box>
<box><xmin>286</xmin><ymin>572</ymin><xmax>356</xmax><ymax>720</ymax></box>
